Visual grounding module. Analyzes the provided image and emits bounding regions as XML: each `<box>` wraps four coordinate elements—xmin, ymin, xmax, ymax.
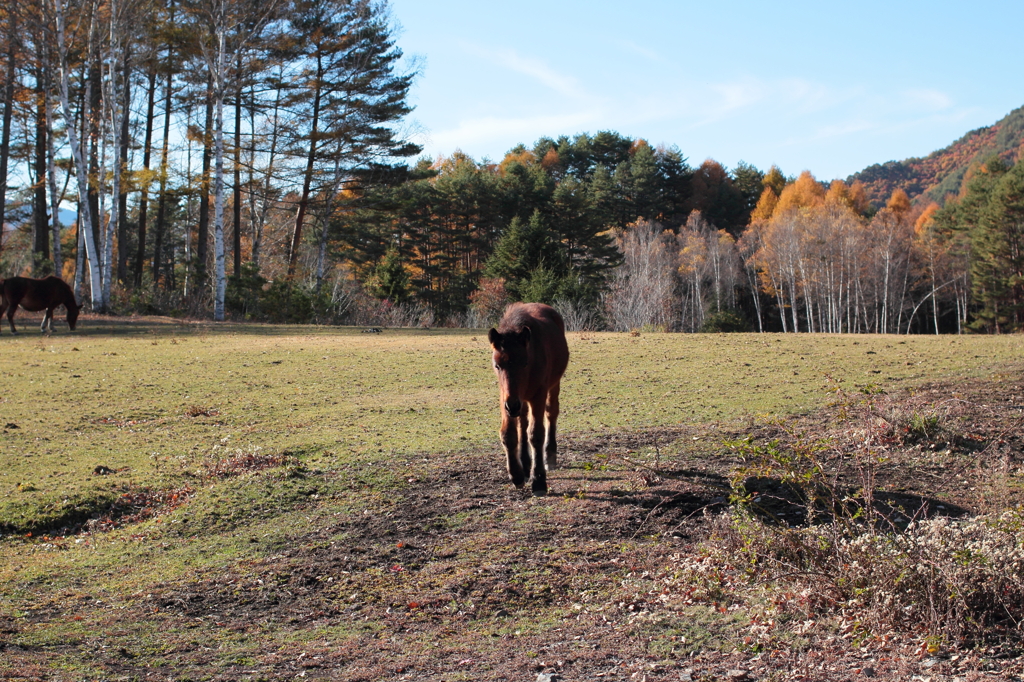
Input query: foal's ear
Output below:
<box><xmin>488</xmin><ymin>328</ymin><xmax>501</xmax><ymax>347</ymax></box>
<box><xmin>520</xmin><ymin>326</ymin><xmax>532</xmax><ymax>343</ymax></box>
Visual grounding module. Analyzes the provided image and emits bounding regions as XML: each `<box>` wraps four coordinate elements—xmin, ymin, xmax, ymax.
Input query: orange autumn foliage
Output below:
<box><xmin>498</xmin><ymin>148</ymin><xmax>537</xmax><ymax>175</ymax></box>
<box><xmin>540</xmin><ymin>147</ymin><xmax>560</xmax><ymax>171</ymax></box>
<box><xmin>775</xmin><ymin>171</ymin><xmax>825</xmax><ymax>213</ymax></box>
<box><xmin>825</xmin><ymin>179</ymin><xmax>852</xmax><ymax>207</ymax></box>
<box><xmin>914</xmin><ymin>202</ymin><xmax>941</xmax><ymax>236</ymax></box>
<box><xmin>848</xmin><ymin>180</ymin><xmax>870</xmax><ymax>215</ymax></box>
<box><xmin>750</xmin><ymin>187</ymin><xmax>779</xmax><ymax>223</ymax></box>
<box><xmin>886</xmin><ymin>188</ymin><xmax>911</xmax><ymax>216</ymax></box>
<box><xmin>763</xmin><ymin>165</ymin><xmax>786</xmax><ymax>197</ymax></box>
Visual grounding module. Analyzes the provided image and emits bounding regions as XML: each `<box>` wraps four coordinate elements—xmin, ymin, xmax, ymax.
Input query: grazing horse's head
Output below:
<box><xmin>66</xmin><ymin>300</ymin><xmax>80</xmax><ymax>330</ymax></box>
<box><xmin>488</xmin><ymin>325</ymin><xmax>532</xmax><ymax>418</ymax></box>
<box><xmin>62</xmin><ymin>281</ymin><xmax>81</xmax><ymax>331</ymax></box>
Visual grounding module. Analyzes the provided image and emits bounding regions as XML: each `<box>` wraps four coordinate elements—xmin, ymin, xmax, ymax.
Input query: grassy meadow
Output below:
<box><xmin>2</xmin><ymin>316</ymin><xmax>1023</xmax><ymax>680</ymax></box>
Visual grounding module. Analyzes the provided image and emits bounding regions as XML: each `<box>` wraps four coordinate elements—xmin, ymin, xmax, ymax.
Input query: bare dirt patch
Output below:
<box><xmin>2</xmin><ymin>374</ymin><xmax>1023</xmax><ymax>681</ymax></box>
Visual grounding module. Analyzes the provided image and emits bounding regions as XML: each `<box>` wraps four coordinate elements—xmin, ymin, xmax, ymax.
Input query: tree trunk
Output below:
<box><xmin>251</xmin><ymin>83</ymin><xmax>282</xmax><ymax>269</ymax></box>
<box><xmin>288</xmin><ymin>51</ymin><xmax>324</xmax><ymax>279</ymax></box>
<box><xmin>74</xmin><ymin>209</ymin><xmax>85</xmax><ymax>296</ymax></box>
<box><xmin>88</xmin><ymin>46</ymin><xmax>103</xmax><ymax>305</ymax></box>
<box><xmin>152</xmin><ymin>62</ymin><xmax>173</xmax><ymax>287</ymax></box>
<box><xmin>134</xmin><ymin>65</ymin><xmax>157</xmax><ymax>286</ymax></box>
<box><xmin>53</xmin><ymin>0</ymin><xmax>103</xmax><ymax>310</ymax></box>
<box><xmin>34</xmin><ymin>77</ymin><xmax>50</xmax><ymax>272</ymax></box>
<box><xmin>0</xmin><ymin>10</ymin><xmax>16</xmax><ymax>259</ymax></box>
<box><xmin>233</xmin><ymin>56</ymin><xmax>242</xmax><ymax>276</ymax></box>
<box><xmin>44</xmin><ymin>62</ymin><xmax>63</xmax><ymax>278</ymax></box>
<box><xmin>212</xmin><ymin>31</ymin><xmax>227</xmax><ymax>321</ymax></box>
<box><xmin>196</xmin><ymin>82</ymin><xmax>213</xmax><ymax>295</ymax></box>
<box><xmin>116</xmin><ymin>48</ymin><xmax>133</xmax><ymax>284</ymax></box>
<box><xmin>104</xmin><ymin>33</ymin><xmax>129</xmax><ymax>306</ymax></box>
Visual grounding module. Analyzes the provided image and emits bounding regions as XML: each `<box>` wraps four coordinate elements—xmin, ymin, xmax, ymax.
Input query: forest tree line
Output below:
<box><xmin>1</xmin><ymin>0</ymin><xmax>1022</xmax><ymax>333</ymax></box>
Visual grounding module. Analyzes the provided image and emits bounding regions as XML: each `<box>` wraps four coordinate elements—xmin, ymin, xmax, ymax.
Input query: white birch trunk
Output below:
<box><xmin>44</xmin><ymin>86</ymin><xmax>62</xmax><ymax>278</ymax></box>
<box><xmin>52</xmin><ymin>0</ymin><xmax>103</xmax><ymax>310</ymax></box>
<box><xmin>102</xmin><ymin>0</ymin><xmax>121</xmax><ymax>306</ymax></box>
<box><xmin>98</xmin><ymin>119</ymin><xmax>108</xmax><ymax>304</ymax></box>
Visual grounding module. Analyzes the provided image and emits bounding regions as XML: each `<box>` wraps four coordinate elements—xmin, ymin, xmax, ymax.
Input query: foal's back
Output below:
<box><xmin>498</xmin><ymin>302</ymin><xmax>569</xmax><ymax>382</ymax></box>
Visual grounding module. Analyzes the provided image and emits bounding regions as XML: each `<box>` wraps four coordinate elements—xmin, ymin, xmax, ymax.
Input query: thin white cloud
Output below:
<box><xmin>695</xmin><ymin>77</ymin><xmax>862</xmax><ymax>124</ymax></box>
<box><xmin>709</xmin><ymin>80</ymin><xmax>768</xmax><ymax>114</ymax></box>
<box><xmin>460</xmin><ymin>43</ymin><xmax>590</xmax><ymax>100</ymax></box>
<box><xmin>616</xmin><ymin>39</ymin><xmax>663</xmax><ymax>64</ymax></box>
<box><xmin>427</xmin><ymin>112</ymin><xmax>601</xmax><ymax>155</ymax></box>
<box><xmin>900</xmin><ymin>88</ymin><xmax>953</xmax><ymax>111</ymax></box>
<box><xmin>636</xmin><ymin>76</ymin><xmax>954</xmax><ymax>140</ymax></box>
<box><xmin>775</xmin><ymin>120</ymin><xmax>877</xmax><ymax>149</ymax></box>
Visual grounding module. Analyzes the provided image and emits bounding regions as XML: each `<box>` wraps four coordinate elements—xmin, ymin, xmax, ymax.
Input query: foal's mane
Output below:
<box><xmin>496</xmin><ymin>304</ymin><xmax>537</xmax><ymax>334</ymax></box>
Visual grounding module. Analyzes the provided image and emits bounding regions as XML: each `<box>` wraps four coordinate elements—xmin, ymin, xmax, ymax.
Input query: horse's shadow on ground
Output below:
<box><xmin>569</xmin><ymin>463</ymin><xmax>972</xmax><ymax>533</ymax></box>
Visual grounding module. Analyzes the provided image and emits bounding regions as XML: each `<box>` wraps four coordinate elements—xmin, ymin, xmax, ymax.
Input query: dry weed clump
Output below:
<box><xmin>184</xmin><ymin>404</ymin><xmax>219</xmax><ymax>418</ymax></box>
<box><xmin>672</xmin><ymin>508</ymin><xmax>1024</xmax><ymax>647</ymax></box>
<box><xmin>201</xmin><ymin>448</ymin><xmax>301</xmax><ymax>479</ymax></box>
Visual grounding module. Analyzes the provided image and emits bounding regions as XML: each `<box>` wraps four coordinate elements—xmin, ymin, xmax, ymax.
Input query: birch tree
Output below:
<box><xmin>48</xmin><ymin>0</ymin><xmax>104</xmax><ymax>309</ymax></box>
<box><xmin>187</xmin><ymin>0</ymin><xmax>281</xmax><ymax>320</ymax></box>
<box><xmin>604</xmin><ymin>219</ymin><xmax>676</xmax><ymax>331</ymax></box>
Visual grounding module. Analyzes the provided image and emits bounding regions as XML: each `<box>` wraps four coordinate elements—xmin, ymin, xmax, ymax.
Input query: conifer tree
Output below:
<box><xmin>284</xmin><ymin>0</ymin><xmax>418</xmax><ymax>280</ymax></box>
<box><xmin>482</xmin><ymin>212</ymin><xmax>555</xmax><ymax>301</ymax></box>
<box><xmin>973</xmin><ymin>160</ymin><xmax>1024</xmax><ymax>332</ymax></box>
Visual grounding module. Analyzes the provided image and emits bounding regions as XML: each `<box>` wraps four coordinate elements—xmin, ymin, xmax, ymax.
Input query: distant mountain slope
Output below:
<box><xmin>848</xmin><ymin>105</ymin><xmax>1024</xmax><ymax>208</ymax></box>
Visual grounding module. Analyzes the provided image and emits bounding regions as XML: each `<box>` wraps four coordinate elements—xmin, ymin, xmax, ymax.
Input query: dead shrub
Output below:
<box><xmin>682</xmin><ymin>508</ymin><xmax>1024</xmax><ymax>645</ymax></box>
<box><xmin>184</xmin><ymin>405</ymin><xmax>219</xmax><ymax>418</ymax></box>
<box><xmin>690</xmin><ymin>421</ymin><xmax>1024</xmax><ymax>646</ymax></box>
<box><xmin>201</xmin><ymin>448</ymin><xmax>300</xmax><ymax>479</ymax></box>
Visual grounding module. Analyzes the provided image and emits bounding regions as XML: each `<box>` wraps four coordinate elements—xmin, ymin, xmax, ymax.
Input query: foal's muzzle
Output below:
<box><xmin>504</xmin><ymin>399</ymin><xmax>522</xmax><ymax>418</ymax></box>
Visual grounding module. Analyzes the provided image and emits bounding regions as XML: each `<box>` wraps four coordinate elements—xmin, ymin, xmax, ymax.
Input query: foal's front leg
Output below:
<box><xmin>4</xmin><ymin>305</ymin><xmax>16</xmax><ymax>334</ymax></box>
<box><xmin>527</xmin><ymin>397</ymin><xmax>548</xmax><ymax>496</ymax></box>
<box><xmin>501</xmin><ymin>412</ymin><xmax>526</xmax><ymax>489</ymax></box>
<box><xmin>40</xmin><ymin>308</ymin><xmax>53</xmax><ymax>333</ymax></box>
<box><xmin>518</xmin><ymin>412</ymin><xmax>530</xmax><ymax>482</ymax></box>
<box><xmin>544</xmin><ymin>381</ymin><xmax>561</xmax><ymax>470</ymax></box>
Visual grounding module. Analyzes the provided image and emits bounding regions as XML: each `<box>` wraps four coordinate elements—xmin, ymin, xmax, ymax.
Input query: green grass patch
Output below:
<box><xmin>2</xmin><ymin>319</ymin><xmax>1023</xmax><ymax>678</ymax></box>
<box><xmin>3</xmin><ymin>323</ymin><xmax>1019</xmax><ymax>535</ymax></box>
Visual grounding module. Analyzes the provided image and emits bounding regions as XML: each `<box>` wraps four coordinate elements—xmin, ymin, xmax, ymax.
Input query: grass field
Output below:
<box><xmin>1</xmin><ymin>316</ymin><xmax>1023</xmax><ymax>680</ymax></box>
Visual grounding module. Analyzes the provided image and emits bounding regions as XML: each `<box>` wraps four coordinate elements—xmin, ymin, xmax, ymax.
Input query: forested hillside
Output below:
<box><xmin>849</xmin><ymin>105</ymin><xmax>1024</xmax><ymax>208</ymax></box>
<box><xmin>1</xmin><ymin>1</ymin><xmax>1023</xmax><ymax>334</ymax></box>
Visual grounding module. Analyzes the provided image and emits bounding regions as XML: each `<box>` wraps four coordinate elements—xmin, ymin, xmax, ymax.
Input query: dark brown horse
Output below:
<box><xmin>488</xmin><ymin>302</ymin><xmax>569</xmax><ymax>496</ymax></box>
<box><xmin>0</xmin><ymin>276</ymin><xmax>80</xmax><ymax>334</ymax></box>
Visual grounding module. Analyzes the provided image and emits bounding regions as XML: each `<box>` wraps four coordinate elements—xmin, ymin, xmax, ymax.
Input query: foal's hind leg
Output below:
<box><xmin>544</xmin><ymin>380</ymin><xmax>561</xmax><ymax>469</ymax></box>
<box><xmin>41</xmin><ymin>308</ymin><xmax>53</xmax><ymax>333</ymax></box>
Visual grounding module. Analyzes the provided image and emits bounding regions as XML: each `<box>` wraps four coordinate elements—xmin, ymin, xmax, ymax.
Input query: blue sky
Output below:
<box><xmin>389</xmin><ymin>0</ymin><xmax>1024</xmax><ymax>181</ymax></box>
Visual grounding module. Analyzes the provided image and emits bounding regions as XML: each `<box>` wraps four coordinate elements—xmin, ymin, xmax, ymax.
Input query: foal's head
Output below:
<box><xmin>488</xmin><ymin>326</ymin><xmax>532</xmax><ymax>418</ymax></box>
